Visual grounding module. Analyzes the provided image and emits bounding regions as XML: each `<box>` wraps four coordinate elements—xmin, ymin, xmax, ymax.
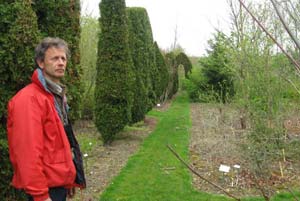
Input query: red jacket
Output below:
<box><xmin>7</xmin><ymin>69</ymin><xmax>76</xmax><ymax>201</ymax></box>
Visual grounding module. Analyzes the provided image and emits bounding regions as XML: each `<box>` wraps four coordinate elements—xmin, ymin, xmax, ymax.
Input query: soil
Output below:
<box><xmin>189</xmin><ymin>103</ymin><xmax>300</xmax><ymax>198</ymax></box>
<box><xmin>70</xmin><ymin>101</ymin><xmax>300</xmax><ymax>200</ymax></box>
<box><xmin>69</xmin><ymin>101</ymin><xmax>171</xmax><ymax>201</ymax></box>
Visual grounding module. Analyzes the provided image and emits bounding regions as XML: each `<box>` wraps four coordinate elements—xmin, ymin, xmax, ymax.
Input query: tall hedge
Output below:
<box><xmin>95</xmin><ymin>0</ymin><xmax>134</xmax><ymax>144</ymax></box>
<box><xmin>153</xmin><ymin>42</ymin><xmax>169</xmax><ymax>102</ymax></box>
<box><xmin>0</xmin><ymin>1</ymin><xmax>40</xmax><ymax>199</ymax></box>
<box><xmin>126</xmin><ymin>7</ymin><xmax>153</xmax><ymax>123</ymax></box>
<box><xmin>33</xmin><ymin>0</ymin><xmax>82</xmax><ymax>120</ymax></box>
<box><xmin>165</xmin><ymin>52</ymin><xmax>179</xmax><ymax>98</ymax></box>
<box><xmin>176</xmin><ymin>52</ymin><xmax>192</xmax><ymax>78</ymax></box>
<box><xmin>142</xmin><ymin>13</ymin><xmax>158</xmax><ymax>108</ymax></box>
<box><xmin>127</xmin><ymin>7</ymin><xmax>156</xmax><ymax>112</ymax></box>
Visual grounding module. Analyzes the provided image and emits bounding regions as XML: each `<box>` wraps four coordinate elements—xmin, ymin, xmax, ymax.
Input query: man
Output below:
<box><xmin>7</xmin><ymin>37</ymin><xmax>86</xmax><ymax>201</ymax></box>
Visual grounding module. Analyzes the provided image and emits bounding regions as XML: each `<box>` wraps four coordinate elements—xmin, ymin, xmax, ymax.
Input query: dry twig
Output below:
<box><xmin>167</xmin><ymin>144</ymin><xmax>241</xmax><ymax>201</ymax></box>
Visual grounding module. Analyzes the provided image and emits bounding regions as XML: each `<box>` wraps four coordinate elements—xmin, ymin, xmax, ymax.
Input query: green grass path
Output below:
<box><xmin>99</xmin><ymin>92</ymin><xmax>298</xmax><ymax>201</ymax></box>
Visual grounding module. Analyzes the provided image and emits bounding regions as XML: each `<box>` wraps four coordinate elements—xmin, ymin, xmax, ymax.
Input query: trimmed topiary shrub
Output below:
<box><xmin>33</xmin><ymin>0</ymin><xmax>82</xmax><ymax>120</ymax></box>
<box><xmin>153</xmin><ymin>42</ymin><xmax>169</xmax><ymax>102</ymax></box>
<box><xmin>95</xmin><ymin>0</ymin><xmax>134</xmax><ymax>144</ymax></box>
<box><xmin>0</xmin><ymin>1</ymin><xmax>40</xmax><ymax>199</ymax></box>
<box><xmin>126</xmin><ymin>7</ymin><xmax>156</xmax><ymax>123</ymax></box>
<box><xmin>165</xmin><ymin>52</ymin><xmax>179</xmax><ymax>99</ymax></box>
<box><xmin>176</xmin><ymin>52</ymin><xmax>192</xmax><ymax>78</ymax></box>
<box><xmin>127</xmin><ymin>7</ymin><xmax>157</xmax><ymax>112</ymax></box>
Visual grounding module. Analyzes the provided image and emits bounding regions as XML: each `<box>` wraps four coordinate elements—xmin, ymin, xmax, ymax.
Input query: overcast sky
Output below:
<box><xmin>81</xmin><ymin>0</ymin><xmax>232</xmax><ymax>57</ymax></box>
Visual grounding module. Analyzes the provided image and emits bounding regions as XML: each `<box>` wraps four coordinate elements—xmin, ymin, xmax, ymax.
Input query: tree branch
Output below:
<box><xmin>270</xmin><ymin>0</ymin><xmax>300</xmax><ymax>51</ymax></box>
<box><xmin>166</xmin><ymin>144</ymin><xmax>241</xmax><ymax>201</ymax></box>
<box><xmin>237</xmin><ymin>0</ymin><xmax>300</xmax><ymax>74</ymax></box>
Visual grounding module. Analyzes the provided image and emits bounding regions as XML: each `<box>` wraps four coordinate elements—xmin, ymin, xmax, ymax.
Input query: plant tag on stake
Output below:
<box><xmin>233</xmin><ymin>164</ymin><xmax>240</xmax><ymax>169</ymax></box>
<box><xmin>219</xmin><ymin>164</ymin><xmax>230</xmax><ymax>173</ymax></box>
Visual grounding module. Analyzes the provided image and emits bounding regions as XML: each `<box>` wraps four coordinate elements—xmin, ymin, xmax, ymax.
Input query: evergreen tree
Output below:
<box><xmin>127</xmin><ymin>7</ymin><xmax>157</xmax><ymax>110</ymax></box>
<box><xmin>153</xmin><ymin>42</ymin><xmax>169</xmax><ymax>102</ymax></box>
<box><xmin>199</xmin><ymin>32</ymin><xmax>235</xmax><ymax>103</ymax></box>
<box><xmin>95</xmin><ymin>0</ymin><xmax>134</xmax><ymax>144</ymax></box>
<box><xmin>165</xmin><ymin>52</ymin><xmax>179</xmax><ymax>98</ymax></box>
<box><xmin>33</xmin><ymin>0</ymin><xmax>82</xmax><ymax>120</ymax></box>
<box><xmin>126</xmin><ymin>7</ymin><xmax>149</xmax><ymax>123</ymax></box>
<box><xmin>0</xmin><ymin>1</ymin><xmax>40</xmax><ymax>199</ymax></box>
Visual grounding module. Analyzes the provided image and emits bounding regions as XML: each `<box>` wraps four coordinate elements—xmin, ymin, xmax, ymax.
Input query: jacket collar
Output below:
<box><xmin>31</xmin><ymin>68</ymin><xmax>67</xmax><ymax>118</ymax></box>
<box><xmin>31</xmin><ymin>68</ymin><xmax>51</xmax><ymax>93</ymax></box>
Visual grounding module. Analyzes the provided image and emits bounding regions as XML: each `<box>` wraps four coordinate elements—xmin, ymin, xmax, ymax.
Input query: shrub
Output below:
<box><xmin>0</xmin><ymin>1</ymin><xmax>40</xmax><ymax>199</ymax></box>
<box><xmin>165</xmin><ymin>52</ymin><xmax>179</xmax><ymax>99</ymax></box>
<box><xmin>95</xmin><ymin>0</ymin><xmax>134</xmax><ymax>144</ymax></box>
<box><xmin>153</xmin><ymin>42</ymin><xmax>169</xmax><ymax>102</ymax></box>
<box><xmin>199</xmin><ymin>32</ymin><xmax>235</xmax><ymax>103</ymax></box>
<box><xmin>126</xmin><ymin>7</ymin><xmax>151</xmax><ymax>123</ymax></box>
<box><xmin>33</xmin><ymin>0</ymin><xmax>83</xmax><ymax>120</ymax></box>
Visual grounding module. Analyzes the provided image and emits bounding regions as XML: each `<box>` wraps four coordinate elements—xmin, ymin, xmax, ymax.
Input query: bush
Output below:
<box><xmin>165</xmin><ymin>52</ymin><xmax>179</xmax><ymax>98</ymax></box>
<box><xmin>95</xmin><ymin>0</ymin><xmax>134</xmax><ymax>144</ymax></box>
<box><xmin>199</xmin><ymin>32</ymin><xmax>235</xmax><ymax>103</ymax></box>
<box><xmin>126</xmin><ymin>7</ymin><xmax>151</xmax><ymax>123</ymax></box>
<box><xmin>33</xmin><ymin>0</ymin><xmax>83</xmax><ymax>120</ymax></box>
<box><xmin>0</xmin><ymin>1</ymin><xmax>40</xmax><ymax>199</ymax></box>
<box><xmin>153</xmin><ymin>42</ymin><xmax>169</xmax><ymax>102</ymax></box>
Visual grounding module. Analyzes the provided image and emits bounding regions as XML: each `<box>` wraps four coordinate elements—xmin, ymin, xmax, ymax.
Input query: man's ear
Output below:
<box><xmin>37</xmin><ymin>60</ymin><xmax>44</xmax><ymax>69</ymax></box>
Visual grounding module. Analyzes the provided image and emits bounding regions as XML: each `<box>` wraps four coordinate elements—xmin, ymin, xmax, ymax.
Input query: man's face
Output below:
<box><xmin>38</xmin><ymin>47</ymin><xmax>67</xmax><ymax>83</ymax></box>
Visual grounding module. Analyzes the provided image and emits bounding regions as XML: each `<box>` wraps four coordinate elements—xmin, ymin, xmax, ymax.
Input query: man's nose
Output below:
<box><xmin>58</xmin><ymin>58</ymin><xmax>66</xmax><ymax>65</ymax></box>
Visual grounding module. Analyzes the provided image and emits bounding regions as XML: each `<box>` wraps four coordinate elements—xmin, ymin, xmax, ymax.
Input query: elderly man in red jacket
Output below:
<box><xmin>7</xmin><ymin>37</ymin><xmax>86</xmax><ymax>201</ymax></box>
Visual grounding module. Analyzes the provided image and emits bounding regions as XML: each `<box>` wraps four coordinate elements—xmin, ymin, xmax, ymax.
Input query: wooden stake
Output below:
<box><xmin>279</xmin><ymin>161</ymin><xmax>284</xmax><ymax>178</ymax></box>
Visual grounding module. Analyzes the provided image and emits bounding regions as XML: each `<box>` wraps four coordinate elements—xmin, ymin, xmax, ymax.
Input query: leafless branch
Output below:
<box><xmin>270</xmin><ymin>0</ymin><xmax>300</xmax><ymax>50</ymax></box>
<box><xmin>237</xmin><ymin>0</ymin><xmax>300</xmax><ymax>74</ymax></box>
<box><xmin>166</xmin><ymin>144</ymin><xmax>241</xmax><ymax>201</ymax></box>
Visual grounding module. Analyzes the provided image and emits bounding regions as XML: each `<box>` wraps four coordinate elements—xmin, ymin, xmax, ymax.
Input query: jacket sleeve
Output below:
<box><xmin>7</xmin><ymin>95</ymin><xmax>50</xmax><ymax>201</ymax></box>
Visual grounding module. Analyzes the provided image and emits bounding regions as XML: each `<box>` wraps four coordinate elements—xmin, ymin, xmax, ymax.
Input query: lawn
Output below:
<box><xmin>99</xmin><ymin>92</ymin><xmax>299</xmax><ymax>201</ymax></box>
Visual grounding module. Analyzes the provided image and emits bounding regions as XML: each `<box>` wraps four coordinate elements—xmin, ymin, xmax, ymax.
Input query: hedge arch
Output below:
<box><xmin>176</xmin><ymin>52</ymin><xmax>192</xmax><ymax>78</ymax></box>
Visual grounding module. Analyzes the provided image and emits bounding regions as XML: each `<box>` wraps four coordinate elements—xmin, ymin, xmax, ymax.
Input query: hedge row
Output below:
<box><xmin>95</xmin><ymin>0</ymin><xmax>134</xmax><ymax>144</ymax></box>
<box><xmin>33</xmin><ymin>0</ymin><xmax>82</xmax><ymax>120</ymax></box>
<box><xmin>0</xmin><ymin>1</ymin><xmax>40</xmax><ymax>199</ymax></box>
<box><xmin>0</xmin><ymin>1</ymin><xmax>81</xmax><ymax>199</ymax></box>
<box><xmin>94</xmin><ymin>3</ymin><xmax>178</xmax><ymax>144</ymax></box>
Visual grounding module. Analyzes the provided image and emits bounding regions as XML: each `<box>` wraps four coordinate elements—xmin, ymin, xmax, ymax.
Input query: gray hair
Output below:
<box><xmin>34</xmin><ymin>37</ymin><xmax>70</xmax><ymax>67</ymax></box>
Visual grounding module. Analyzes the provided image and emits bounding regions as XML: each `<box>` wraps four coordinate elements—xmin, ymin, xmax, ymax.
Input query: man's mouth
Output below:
<box><xmin>56</xmin><ymin>69</ymin><xmax>65</xmax><ymax>73</ymax></box>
